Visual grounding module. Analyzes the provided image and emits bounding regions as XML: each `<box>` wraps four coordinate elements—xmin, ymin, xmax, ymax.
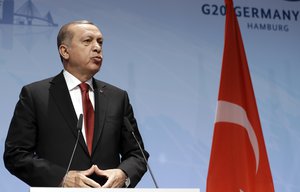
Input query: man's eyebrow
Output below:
<box><xmin>82</xmin><ymin>33</ymin><xmax>102</xmax><ymax>39</ymax></box>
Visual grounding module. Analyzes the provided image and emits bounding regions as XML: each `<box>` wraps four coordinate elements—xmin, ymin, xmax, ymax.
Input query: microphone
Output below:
<box><xmin>123</xmin><ymin>117</ymin><xmax>159</xmax><ymax>188</ymax></box>
<box><xmin>62</xmin><ymin>114</ymin><xmax>83</xmax><ymax>186</ymax></box>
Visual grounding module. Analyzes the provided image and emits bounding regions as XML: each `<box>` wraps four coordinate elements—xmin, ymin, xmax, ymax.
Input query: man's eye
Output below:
<box><xmin>83</xmin><ymin>39</ymin><xmax>91</xmax><ymax>44</ymax></box>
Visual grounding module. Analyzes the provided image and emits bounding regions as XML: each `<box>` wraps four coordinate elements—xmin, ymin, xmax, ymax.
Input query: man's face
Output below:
<box><xmin>64</xmin><ymin>23</ymin><xmax>103</xmax><ymax>80</ymax></box>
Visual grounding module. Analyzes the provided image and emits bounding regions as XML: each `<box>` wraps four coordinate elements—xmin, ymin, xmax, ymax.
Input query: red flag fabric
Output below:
<box><xmin>206</xmin><ymin>0</ymin><xmax>275</xmax><ymax>191</ymax></box>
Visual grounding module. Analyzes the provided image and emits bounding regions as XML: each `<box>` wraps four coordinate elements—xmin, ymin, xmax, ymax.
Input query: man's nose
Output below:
<box><xmin>93</xmin><ymin>42</ymin><xmax>102</xmax><ymax>53</ymax></box>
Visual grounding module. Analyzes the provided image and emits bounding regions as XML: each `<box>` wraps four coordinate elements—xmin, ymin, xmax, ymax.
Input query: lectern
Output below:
<box><xmin>30</xmin><ymin>188</ymin><xmax>200</xmax><ymax>192</ymax></box>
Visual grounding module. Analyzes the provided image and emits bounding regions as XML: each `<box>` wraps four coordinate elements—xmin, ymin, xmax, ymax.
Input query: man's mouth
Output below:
<box><xmin>91</xmin><ymin>56</ymin><xmax>102</xmax><ymax>63</ymax></box>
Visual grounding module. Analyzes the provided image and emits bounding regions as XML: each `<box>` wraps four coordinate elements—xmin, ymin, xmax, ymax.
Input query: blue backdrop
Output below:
<box><xmin>1</xmin><ymin>0</ymin><xmax>299</xmax><ymax>191</ymax></box>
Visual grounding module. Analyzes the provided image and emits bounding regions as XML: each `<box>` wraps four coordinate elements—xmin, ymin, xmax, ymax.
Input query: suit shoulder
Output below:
<box><xmin>23</xmin><ymin>76</ymin><xmax>55</xmax><ymax>91</ymax></box>
<box><xmin>94</xmin><ymin>79</ymin><xmax>126</xmax><ymax>93</ymax></box>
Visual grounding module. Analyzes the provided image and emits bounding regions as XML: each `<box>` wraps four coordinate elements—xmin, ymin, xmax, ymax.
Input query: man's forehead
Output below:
<box><xmin>70</xmin><ymin>23</ymin><xmax>102</xmax><ymax>36</ymax></box>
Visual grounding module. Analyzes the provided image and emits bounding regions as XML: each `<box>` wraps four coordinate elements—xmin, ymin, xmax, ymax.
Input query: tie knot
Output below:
<box><xmin>79</xmin><ymin>82</ymin><xmax>89</xmax><ymax>93</ymax></box>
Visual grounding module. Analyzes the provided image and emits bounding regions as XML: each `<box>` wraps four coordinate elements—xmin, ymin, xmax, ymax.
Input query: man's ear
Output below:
<box><xmin>59</xmin><ymin>44</ymin><xmax>69</xmax><ymax>60</ymax></box>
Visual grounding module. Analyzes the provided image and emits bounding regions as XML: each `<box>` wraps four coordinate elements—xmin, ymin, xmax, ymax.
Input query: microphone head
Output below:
<box><xmin>77</xmin><ymin>114</ymin><xmax>83</xmax><ymax>131</ymax></box>
<box><xmin>124</xmin><ymin>117</ymin><xmax>134</xmax><ymax>132</ymax></box>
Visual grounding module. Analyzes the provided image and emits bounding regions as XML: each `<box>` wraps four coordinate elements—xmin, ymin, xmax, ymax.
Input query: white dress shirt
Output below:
<box><xmin>63</xmin><ymin>70</ymin><xmax>95</xmax><ymax>143</ymax></box>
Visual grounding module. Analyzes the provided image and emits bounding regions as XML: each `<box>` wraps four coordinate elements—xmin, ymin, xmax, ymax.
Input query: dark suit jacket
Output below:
<box><xmin>4</xmin><ymin>72</ymin><xmax>149</xmax><ymax>187</ymax></box>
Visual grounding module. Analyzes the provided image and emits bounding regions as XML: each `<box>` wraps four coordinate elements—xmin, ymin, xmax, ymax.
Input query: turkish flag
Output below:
<box><xmin>206</xmin><ymin>0</ymin><xmax>275</xmax><ymax>191</ymax></box>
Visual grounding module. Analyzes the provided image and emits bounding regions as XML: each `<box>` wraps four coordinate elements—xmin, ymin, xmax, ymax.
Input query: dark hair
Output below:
<box><xmin>57</xmin><ymin>20</ymin><xmax>96</xmax><ymax>62</ymax></box>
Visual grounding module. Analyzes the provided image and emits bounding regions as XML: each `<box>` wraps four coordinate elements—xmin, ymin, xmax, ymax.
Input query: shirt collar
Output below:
<box><xmin>63</xmin><ymin>70</ymin><xmax>94</xmax><ymax>91</ymax></box>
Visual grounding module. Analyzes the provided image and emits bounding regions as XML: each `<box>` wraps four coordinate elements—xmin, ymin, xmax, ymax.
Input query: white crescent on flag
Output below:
<box><xmin>215</xmin><ymin>100</ymin><xmax>260</xmax><ymax>173</ymax></box>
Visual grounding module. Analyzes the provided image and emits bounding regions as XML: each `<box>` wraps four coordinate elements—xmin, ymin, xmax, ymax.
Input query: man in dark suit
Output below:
<box><xmin>3</xmin><ymin>20</ymin><xmax>149</xmax><ymax>188</ymax></box>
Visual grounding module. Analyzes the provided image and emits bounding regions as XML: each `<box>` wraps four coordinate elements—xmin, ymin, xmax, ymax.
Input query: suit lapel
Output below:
<box><xmin>49</xmin><ymin>72</ymin><xmax>89</xmax><ymax>155</ymax></box>
<box><xmin>92</xmin><ymin>79</ymin><xmax>107</xmax><ymax>155</ymax></box>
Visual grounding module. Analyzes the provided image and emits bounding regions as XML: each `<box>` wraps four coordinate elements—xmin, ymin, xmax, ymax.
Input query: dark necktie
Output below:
<box><xmin>79</xmin><ymin>82</ymin><xmax>94</xmax><ymax>155</ymax></box>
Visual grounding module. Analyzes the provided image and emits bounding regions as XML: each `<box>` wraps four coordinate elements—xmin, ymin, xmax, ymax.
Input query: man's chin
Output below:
<box><xmin>90</xmin><ymin>66</ymin><xmax>101</xmax><ymax>76</ymax></box>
